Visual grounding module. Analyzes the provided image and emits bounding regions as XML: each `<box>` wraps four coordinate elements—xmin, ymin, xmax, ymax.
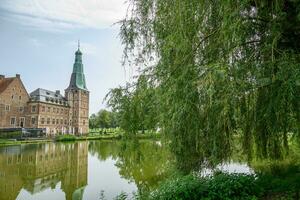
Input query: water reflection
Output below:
<box><xmin>89</xmin><ymin>139</ymin><xmax>173</xmax><ymax>193</ymax></box>
<box><xmin>1</xmin><ymin>139</ymin><xmax>283</xmax><ymax>200</ymax></box>
<box><xmin>0</xmin><ymin>142</ymin><xmax>88</xmax><ymax>200</ymax></box>
<box><xmin>0</xmin><ymin>139</ymin><xmax>172</xmax><ymax>200</ymax></box>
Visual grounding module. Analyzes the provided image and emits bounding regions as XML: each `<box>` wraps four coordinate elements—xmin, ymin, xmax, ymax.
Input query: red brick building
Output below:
<box><xmin>0</xmin><ymin>47</ymin><xmax>89</xmax><ymax>135</ymax></box>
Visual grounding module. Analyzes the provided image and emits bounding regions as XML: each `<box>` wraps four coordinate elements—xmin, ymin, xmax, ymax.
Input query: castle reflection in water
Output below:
<box><xmin>0</xmin><ymin>142</ymin><xmax>88</xmax><ymax>200</ymax></box>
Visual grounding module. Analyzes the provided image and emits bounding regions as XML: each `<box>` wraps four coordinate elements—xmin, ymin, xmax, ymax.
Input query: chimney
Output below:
<box><xmin>55</xmin><ymin>90</ymin><xmax>60</xmax><ymax>95</ymax></box>
<box><xmin>0</xmin><ymin>75</ymin><xmax>5</xmax><ymax>80</ymax></box>
<box><xmin>16</xmin><ymin>74</ymin><xmax>20</xmax><ymax>79</ymax></box>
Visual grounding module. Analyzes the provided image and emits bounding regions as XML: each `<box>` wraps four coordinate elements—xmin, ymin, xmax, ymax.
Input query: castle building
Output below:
<box><xmin>0</xmin><ymin>45</ymin><xmax>89</xmax><ymax>135</ymax></box>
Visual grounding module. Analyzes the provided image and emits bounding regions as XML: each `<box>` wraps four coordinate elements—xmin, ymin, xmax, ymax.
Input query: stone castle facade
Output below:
<box><xmin>0</xmin><ymin>46</ymin><xmax>89</xmax><ymax>135</ymax></box>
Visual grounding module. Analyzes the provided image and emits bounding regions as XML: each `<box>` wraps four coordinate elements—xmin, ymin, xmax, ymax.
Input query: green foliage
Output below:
<box><xmin>105</xmin><ymin>75</ymin><xmax>159</xmax><ymax>136</ymax></box>
<box><xmin>55</xmin><ymin>134</ymin><xmax>77</xmax><ymax>142</ymax></box>
<box><xmin>0</xmin><ymin>139</ymin><xmax>18</xmax><ymax>145</ymax></box>
<box><xmin>149</xmin><ymin>173</ymin><xmax>260</xmax><ymax>200</ymax></box>
<box><xmin>0</xmin><ymin>131</ymin><xmax>22</xmax><ymax>139</ymax></box>
<box><xmin>89</xmin><ymin>109</ymin><xmax>119</xmax><ymax>129</ymax></box>
<box><xmin>114</xmin><ymin>0</ymin><xmax>300</xmax><ymax>169</ymax></box>
<box><xmin>116</xmin><ymin>171</ymin><xmax>300</xmax><ymax>200</ymax></box>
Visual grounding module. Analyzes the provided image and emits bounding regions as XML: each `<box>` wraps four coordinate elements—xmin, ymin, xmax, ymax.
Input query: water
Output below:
<box><xmin>0</xmin><ymin>140</ymin><xmax>172</xmax><ymax>200</ymax></box>
<box><xmin>1</xmin><ymin>139</ymin><xmax>294</xmax><ymax>200</ymax></box>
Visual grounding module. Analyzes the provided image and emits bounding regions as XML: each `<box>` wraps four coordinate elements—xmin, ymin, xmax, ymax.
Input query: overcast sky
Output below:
<box><xmin>0</xmin><ymin>0</ymin><xmax>133</xmax><ymax>115</ymax></box>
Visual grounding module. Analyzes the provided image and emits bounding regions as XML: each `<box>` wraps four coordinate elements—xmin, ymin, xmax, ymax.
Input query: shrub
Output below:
<box><xmin>55</xmin><ymin>134</ymin><xmax>77</xmax><ymax>142</ymax></box>
<box><xmin>149</xmin><ymin>173</ymin><xmax>261</xmax><ymax>200</ymax></box>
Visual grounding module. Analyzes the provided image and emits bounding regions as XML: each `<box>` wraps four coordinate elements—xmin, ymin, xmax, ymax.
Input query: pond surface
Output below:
<box><xmin>0</xmin><ymin>139</ymin><xmax>285</xmax><ymax>200</ymax></box>
<box><xmin>0</xmin><ymin>140</ymin><xmax>173</xmax><ymax>200</ymax></box>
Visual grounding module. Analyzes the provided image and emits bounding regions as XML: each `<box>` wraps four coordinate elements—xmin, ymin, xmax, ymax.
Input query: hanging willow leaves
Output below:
<box><xmin>112</xmin><ymin>0</ymin><xmax>300</xmax><ymax>170</ymax></box>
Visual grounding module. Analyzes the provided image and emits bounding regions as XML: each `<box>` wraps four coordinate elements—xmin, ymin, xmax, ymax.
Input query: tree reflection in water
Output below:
<box><xmin>89</xmin><ymin>139</ymin><xmax>173</xmax><ymax>194</ymax></box>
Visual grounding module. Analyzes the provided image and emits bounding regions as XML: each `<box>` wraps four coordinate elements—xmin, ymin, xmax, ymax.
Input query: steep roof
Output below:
<box><xmin>66</xmin><ymin>47</ymin><xmax>88</xmax><ymax>91</ymax></box>
<box><xmin>30</xmin><ymin>88</ymin><xmax>69</xmax><ymax>106</ymax></box>
<box><xmin>0</xmin><ymin>77</ymin><xmax>15</xmax><ymax>94</ymax></box>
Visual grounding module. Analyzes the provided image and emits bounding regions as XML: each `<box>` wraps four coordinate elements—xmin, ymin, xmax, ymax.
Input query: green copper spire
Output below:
<box><xmin>67</xmin><ymin>41</ymin><xmax>88</xmax><ymax>91</ymax></box>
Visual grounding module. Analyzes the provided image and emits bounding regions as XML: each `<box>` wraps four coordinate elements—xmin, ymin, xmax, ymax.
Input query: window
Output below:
<box><xmin>60</xmin><ymin>119</ymin><xmax>63</xmax><ymax>124</ymax></box>
<box><xmin>42</xmin><ymin>106</ymin><xmax>45</xmax><ymax>112</ymax></box>
<box><xmin>83</xmin><ymin>120</ymin><xmax>85</xmax><ymax>125</ymax></box>
<box><xmin>64</xmin><ymin>119</ymin><xmax>67</xmax><ymax>125</ymax></box>
<box><xmin>53</xmin><ymin>108</ymin><xmax>56</xmax><ymax>113</ymax></box>
<box><xmin>19</xmin><ymin>107</ymin><xmax>24</xmax><ymax>112</ymax></box>
<box><xmin>5</xmin><ymin>105</ymin><xmax>10</xmax><ymax>111</ymax></box>
<box><xmin>52</xmin><ymin>119</ymin><xmax>55</xmax><ymax>125</ymax></box>
<box><xmin>19</xmin><ymin>96</ymin><xmax>22</xmax><ymax>100</ymax></box>
<box><xmin>11</xmin><ymin>95</ymin><xmax>14</xmax><ymax>99</ymax></box>
<box><xmin>47</xmin><ymin>107</ymin><xmax>51</xmax><ymax>112</ymax></box>
<box><xmin>10</xmin><ymin>117</ymin><xmax>16</xmax><ymax>126</ymax></box>
<box><xmin>31</xmin><ymin>105</ymin><xmax>36</xmax><ymax>113</ymax></box>
<box><xmin>20</xmin><ymin>117</ymin><xmax>25</xmax><ymax>127</ymax></box>
<box><xmin>41</xmin><ymin>118</ymin><xmax>45</xmax><ymax>125</ymax></box>
<box><xmin>56</xmin><ymin>119</ymin><xmax>59</xmax><ymax>125</ymax></box>
<box><xmin>47</xmin><ymin>118</ymin><xmax>50</xmax><ymax>125</ymax></box>
<box><xmin>31</xmin><ymin>117</ymin><xmax>36</xmax><ymax>125</ymax></box>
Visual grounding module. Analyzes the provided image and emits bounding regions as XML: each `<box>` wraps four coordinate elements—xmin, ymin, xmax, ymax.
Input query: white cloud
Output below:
<box><xmin>0</xmin><ymin>0</ymin><xmax>128</xmax><ymax>31</ymax></box>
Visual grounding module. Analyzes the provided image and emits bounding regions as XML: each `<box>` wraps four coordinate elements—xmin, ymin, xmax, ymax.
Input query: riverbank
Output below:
<box><xmin>0</xmin><ymin>132</ymin><xmax>161</xmax><ymax>146</ymax></box>
<box><xmin>0</xmin><ymin>138</ymin><xmax>52</xmax><ymax>146</ymax></box>
<box><xmin>55</xmin><ymin>132</ymin><xmax>161</xmax><ymax>142</ymax></box>
<box><xmin>113</xmin><ymin>171</ymin><xmax>300</xmax><ymax>200</ymax></box>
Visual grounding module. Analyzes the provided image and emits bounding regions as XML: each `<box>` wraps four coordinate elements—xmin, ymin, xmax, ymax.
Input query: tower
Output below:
<box><xmin>65</xmin><ymin>41</ymin><xmax>89</xmax><ymax>134</ymax></box>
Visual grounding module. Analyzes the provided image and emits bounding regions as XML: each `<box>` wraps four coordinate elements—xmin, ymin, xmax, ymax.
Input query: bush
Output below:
<box><xmin>55</xmin><ymin>134</ymin><xmax>77</xmax><ymax>142</ymax></box>
<box><xmin>0</xmin><ymin>131</ymin><xmax>22</xmax><ymax>139</ymax></box>
<box><xmin>149</xmin><ymin>173</ymin><xmax>261</xmax><ymax>200</ymax></box>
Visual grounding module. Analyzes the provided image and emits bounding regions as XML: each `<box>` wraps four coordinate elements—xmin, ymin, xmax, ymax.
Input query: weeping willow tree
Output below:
<box><xmin>116</xmin><ymin>0</ymin><xmax>300</xmax><ymax>170</ymax></box>
<box><xmin>105</xmin><ymin>75</ymin><xmax>159</xmax><ymax>135</ymax></box>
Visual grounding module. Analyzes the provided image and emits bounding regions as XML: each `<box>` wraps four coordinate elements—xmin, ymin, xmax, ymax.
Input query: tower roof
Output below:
<box><xmin>66</xmin><ymin>42</ymin><xmax>88</xmax><ymax>91</ymax></box>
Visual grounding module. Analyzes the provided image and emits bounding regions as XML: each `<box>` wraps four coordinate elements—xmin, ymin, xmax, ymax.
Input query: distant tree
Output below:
<box><xmin>98</xmin><ymin>109</ymin><xmax>111</xmax><ymax>129</ymax></box>
<box><xmin>89</xmin><ymin>109</ymin><xmax>119</xmax><ymax>129</ymax></box>
<box><xmin>105</xmin><ymin>75</ymin><xmax>159</xmax><ymax>135</ymax></box>
<box><xmin>89</xmin><ymin>113</ymin><xmax>98</xmax><ymax>129</ymax></box>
